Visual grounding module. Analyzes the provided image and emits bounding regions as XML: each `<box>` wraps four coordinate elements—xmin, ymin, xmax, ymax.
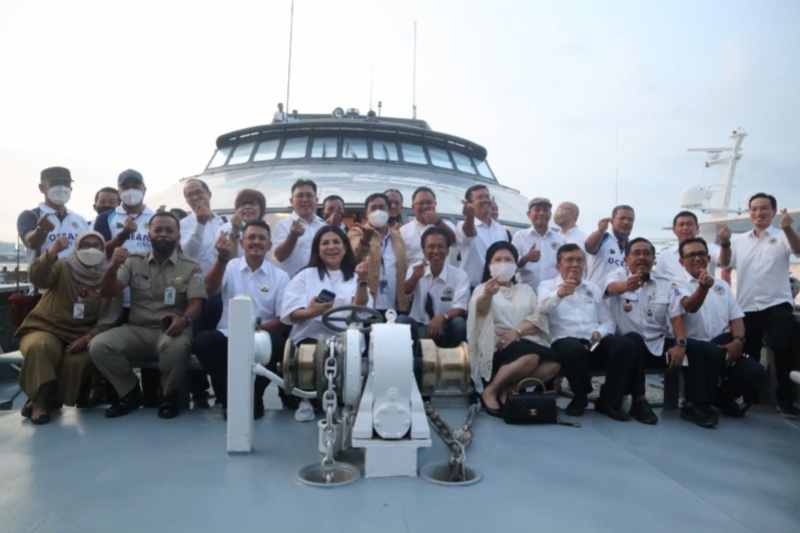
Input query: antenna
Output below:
<box><xmin>370</xmin><ymin>63</ymin><xmax>374</xmax><ymax>112</ymax></box>
<box><xmin>284</xmin><ymin>0</ymin><xmax>295</xmax><ymax>118</ymax></box>
<box><xmin>615</xmin><ymin>121</ymin><xmax>619</xmax><ymax>205</ymax></box>
<box><xmin>686</xmin><ymin>128</ymin><xmax>748</xmax><ymax>217</ymax></box>
<box><xmin>412</xmin><ymin>21</ymin><xmax>417</xmax><ymax>119</ymax></box>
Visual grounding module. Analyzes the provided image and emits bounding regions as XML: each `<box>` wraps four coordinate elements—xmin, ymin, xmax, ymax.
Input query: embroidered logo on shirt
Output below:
<box><xmin>550</xmin><ymin>242</ymin><xmax>558</xmax><ymax>250</ymax></box>
<box><xmin>259</xmin><ymin>285</ymin><xmax>269</xmax><ymax>292</ymax></box>
<box><xmin>714</xmin><ymin>285</ymin><xmax>725</xmax><ymax>295</ymax></box>
<box><xmin>769</xmin><ymin>238</ymin><xmax>777</xmax><ymax>244</ymax></box>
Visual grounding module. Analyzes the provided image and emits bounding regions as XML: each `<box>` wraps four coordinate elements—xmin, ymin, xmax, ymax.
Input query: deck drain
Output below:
<box><xmin>420</xmin><ymin>463</ymin><xmax>481</xmax><ymax>486</ymax></box>
<box><xmin>296</xmin><ymin>463</ymin><xmax>361</xmax><ymax>487</ymax></box>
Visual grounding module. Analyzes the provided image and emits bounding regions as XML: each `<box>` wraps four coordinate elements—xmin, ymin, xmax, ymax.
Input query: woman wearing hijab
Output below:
<box><xmin>14</xmin><ymin>231</ymin><xmax>121</xmax><ymax>424</ymax></box>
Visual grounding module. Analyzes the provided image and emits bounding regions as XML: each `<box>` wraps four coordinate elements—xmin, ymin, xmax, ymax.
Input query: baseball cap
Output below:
<box><xmin>118</xmin><ymin>169</ymin><xmax>144</xmax><ymax>186</ymax></box>
<box><xmin>40</xmin><ymin>166</ymin><xmax>73</xmax><ymax>183</ymax></box>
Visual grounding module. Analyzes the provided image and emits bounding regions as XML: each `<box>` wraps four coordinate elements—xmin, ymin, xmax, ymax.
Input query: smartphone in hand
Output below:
<box><xmin>316</xmin><ymin>289</ymin><xmax>336</xmax><ymax>304</ymax></box>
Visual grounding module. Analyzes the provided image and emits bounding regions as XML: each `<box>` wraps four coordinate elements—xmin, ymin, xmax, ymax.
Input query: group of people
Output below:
<box><xmin>13</xmin><ymin>165</ymin><xmax>800</xmax><ymax>429</ymax></box>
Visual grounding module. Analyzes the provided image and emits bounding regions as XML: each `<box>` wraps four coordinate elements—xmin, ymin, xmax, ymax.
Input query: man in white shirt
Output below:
<box><xmin>400</xmin><ymin>186</ymin><xmax>456</xmax><ymax>266</ymax></box>
<box><xmin>721</xmin><ymin>193</ymin><xmax>800</xmax><ymax>418</ymax></box>
<box><xmin>513</xmin><ymin>197</ymin><xmax>565</xmax><ymax>290</ymax></box>
<box><xmin>585</xmin><ymin>204</ymin><xmax>635</xmax><ymax>287</ymax></box>
<box><xmin>273</xmin><ymin>179</ymin><xmax>326</xmax><ymax>277</ymax></box>
<box><xmin>321</xmin><ymin>194</ymin><xmax>349</xmax><ymax>233</ymax></box>
<box><xmin>94</xmin><ymin>169</ymin><xmax>155</xmax><ymax>258</ymax></box>
<box><xmin>674</xmin><ymin>237</ymin><xmax>766</xmax><ymax>418</ymax></box>
<box><xmin>397</xmin><ymin>227</ymin><xmax>469</xmax><ymax>347</ymax></box>
<box><xmin>553</xmin><ymin>201</ymin><xmax>588</xmax><ymax>249</ymax></box>
<box><xmin>180</xmin><ymin>179</ymin><xmax>227</xmax><ymax>274</ymax></box>
<box><xmin>193</xmin><ymin>221</ymin><xmax>290</xmax><ymax>419</ymax></box>
<box><xmin>456</xmin><ymin>184</ymin><xmax>509</xmax><ymax>288</ymax></box>
<box><xmin>539</xmin><ymin>243</ymin><xmax>644</xmax><ymax>421</ymax></box>
<box><xmin>272</xmin><ymin>102</ymin><xmax>286</xmax><ymax>123</ymax></box>
<box><xmin>606</xmin><ymin>238</ymin><xmax>723</xmax><ymax>427</ymax></box>
<box><xmin>654</xmin><ymin>210</ymin><xmax>731</xmax><ymax>280</ymax></box>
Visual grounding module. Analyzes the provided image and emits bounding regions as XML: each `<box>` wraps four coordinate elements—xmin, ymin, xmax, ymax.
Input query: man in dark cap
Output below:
<box><xmin>93</xmin><ymin>169</ymin><xmax>155</xmax><ymax>259</ymax></box>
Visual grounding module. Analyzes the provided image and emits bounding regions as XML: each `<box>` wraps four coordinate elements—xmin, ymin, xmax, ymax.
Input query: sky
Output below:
<box><xmin>1</xmin><ymin>0</ymin><xmax>799</xmax><ymax>245</ymax></box>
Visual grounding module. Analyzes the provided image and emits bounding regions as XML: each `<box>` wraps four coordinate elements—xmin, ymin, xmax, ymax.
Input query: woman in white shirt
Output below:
<box><xmin>467</xmin><ymin>241</ymin><xmax>560</xmax><ymax>417</ymax></box>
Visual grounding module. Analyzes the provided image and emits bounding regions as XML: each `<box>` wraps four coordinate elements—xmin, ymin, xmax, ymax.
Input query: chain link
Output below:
<box><xmin>425</xmin><ymin>401</ymin><xmax>480</xmax><ymax>482</ymax></box>
<box><xmin>320</xmin><ymin>338</ymin><xmax>339</xmax><ymax>483</ymax></box>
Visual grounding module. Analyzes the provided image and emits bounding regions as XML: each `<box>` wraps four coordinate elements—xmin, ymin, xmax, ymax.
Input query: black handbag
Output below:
<box><xmin>503</xmin><ymin>378</ymin><xmax>580</xmax><ymax>427</ymax></box>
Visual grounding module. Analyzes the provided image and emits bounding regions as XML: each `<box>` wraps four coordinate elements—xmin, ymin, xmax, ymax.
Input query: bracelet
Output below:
<box><xmin>514</xmin><ymin>326</ymin><xmax>523</xmax><ymax>337</ymax></box>
<box><xmin>217</xmin><ymin>254</ymin><xmax>229</xmax><ymax>263</ymax></box>
<box><xmin>441</xmin><ymin>313</ymin><xmax>449</xmax><ymax>322</ymax></box>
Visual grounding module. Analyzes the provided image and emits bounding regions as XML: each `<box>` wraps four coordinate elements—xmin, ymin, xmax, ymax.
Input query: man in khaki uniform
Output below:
<box><xmin>90</xmin><ymin>212</ymin><xmax>206</xmax><ymax>419</ymax></box>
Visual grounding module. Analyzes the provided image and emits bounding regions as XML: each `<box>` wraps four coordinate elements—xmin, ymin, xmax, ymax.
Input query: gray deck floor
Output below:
<box><xmin>1</xmin><ymin>389</ymin><xmax>799</xmax><ymax>533</ymax></box>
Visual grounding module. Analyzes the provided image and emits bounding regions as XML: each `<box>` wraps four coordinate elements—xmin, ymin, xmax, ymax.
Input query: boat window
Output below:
<box><xmin>401</xmin><ymin>142</ymin><xmax>428</xmax><ymax>165</ymax></box>
<box><xmin>281</xmin><ymin>137</ymin><xmax>309</xmax><ymax>159</ymax></box>
<box><xmin>428</xmin><ymin>146</ymin><xmax>453</xmax><ymax>169</ymax></box>
<box><xmin>343</xmin><ymin>138</ymin><xmax>368</xmax><ymax>160</ymax></box>
<box><xmin>311</xmin><ymin>137</ymin><xmax>338</xmax><ymax>159</ymax></box>
<box><xmin>227</xmin><ymin>141</ymin><xmax>256</xmax><ymax>166</ymax></box>
<box><xmin>253</xmin><ymin>139</ymin><xmax>280</xmax><ymax>161</ymax></box>
<box><xmin>474</xmin><ymin>158</ymin><xmax>495</xmax><ymax>180</ymax></box>
<box><xmin>207</xmin><ymin>147</ymin><xmax>232</xmax><ymax>169</ymax></box>
<box><xmin>372</xmin><ymin>140</ymin><xmax>398</xmax><ymax>162</ymax></box>
<box><xmin>452</xmin><ymin>151</ymin><xmax>476</xmax><ymax>174</ymax></box>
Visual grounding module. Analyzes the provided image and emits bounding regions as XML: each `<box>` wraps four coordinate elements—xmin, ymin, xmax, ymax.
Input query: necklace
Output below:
<box><xmin>498</xmin><ymin>284</ymin><xmax>515</xmax><ymax>299</ymax></box>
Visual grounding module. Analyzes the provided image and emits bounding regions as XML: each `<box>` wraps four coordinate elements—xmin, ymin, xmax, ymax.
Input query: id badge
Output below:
<box><xmin>645</xmin><ymin>308</ymin><xmax>655</xmax><ymax>323</ymax></box>
<box><xmin>73</xmin><ymin>302</ymin><xmax>85</xmax><ymax>320</ymax></box>
<box><xmin>379</xmin><ymin>279</ymin><xmax>388</xmax><ymax>294</ymax></box>
<box><xmin>164</xmin><ymin>287</ymin><xmax>176</xmax><ymax>305</ymax></box>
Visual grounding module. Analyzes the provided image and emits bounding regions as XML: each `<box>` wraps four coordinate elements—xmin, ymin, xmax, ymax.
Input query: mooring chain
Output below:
<box><xmin>424</xmin><ymin>401</ymin><xmax>480</xmax><ymax>482</ymax></box>
<box><xmin>320</xmin><ymin>338</ymin><xmax>339</xmax><ymax>483</ymax></box>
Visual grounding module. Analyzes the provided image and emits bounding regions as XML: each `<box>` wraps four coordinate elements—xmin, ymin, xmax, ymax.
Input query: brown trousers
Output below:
<box><xmin>18</xmin><ymin>331</ymin><xmax>94</xmax><ymax>406</ymax></box>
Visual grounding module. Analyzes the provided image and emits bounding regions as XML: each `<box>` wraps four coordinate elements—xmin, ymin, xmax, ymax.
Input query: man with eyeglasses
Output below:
<box><xmin>654</xmin><ymin>210</ymin><xmax>731</xmax><ymax>281</ymax></box>
<box><xmin>456</xmin><ymin>184</ymin><xmax>509</xmax><ymax>288</ymax></box>
<box><xmin>605</xmin><ymin>238</ymin><xmax>723</xmax><ymax>427</ymax></box>
<box><xmin>273</xmin><ymin>179</ymin><xmax>325</xmax><ymax>277</ymax></box>
<box><xmin>673</xmin><ymin>237</ymin><xmax>766</xmax><ymax>418</ymax></box>
<box><xmin>180</xmin><ymin>179</ymin><xmax>227</xmax><ymax>274</ymax></box>
<box><xmin>585</xmin><ymin>204</ymin><xmax>635</xmax><ymax>287</ymax></box>
<box><xmin>400</xmin><ymin>186</ymin><xmax>456</xmax><ymax>265</ymax></box>
<box><xmin>553</xmin><ymin>201</ymin><xmax>588</xmax><ymax>249</ymax></box>
<box><xmin>513</xmin><ymin>197</ymin><xmax>565</xmax><ymax>290</ymax></box>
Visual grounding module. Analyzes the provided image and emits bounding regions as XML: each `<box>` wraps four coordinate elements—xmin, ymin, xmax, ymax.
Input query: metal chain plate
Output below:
<box><xmin>320</xmin><ymin>338</ymin><xmax>339</xmax><ymax>483</ymax></box>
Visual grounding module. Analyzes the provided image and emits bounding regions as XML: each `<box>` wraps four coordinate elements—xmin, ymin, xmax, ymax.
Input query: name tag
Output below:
<box><xmin>164</xmin><ymin>287</ymin><xmax>176</xmax><ymax>305</ymax></box>
<box><xmin>73</xmin><ymin>302</ymin><xmax>85</xmax><ymax>320</ymax></box>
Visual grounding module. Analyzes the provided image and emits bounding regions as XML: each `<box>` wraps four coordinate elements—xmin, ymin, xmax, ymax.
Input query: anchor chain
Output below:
<box><xmin>320</xmin><ymin>338</ymin><xmax>339</xmax><ymax>483</ymax></box>
<box><xmin>424</xmin><ymin>401</ymin><xmax>480</xmax><ymax>482</ymax></box>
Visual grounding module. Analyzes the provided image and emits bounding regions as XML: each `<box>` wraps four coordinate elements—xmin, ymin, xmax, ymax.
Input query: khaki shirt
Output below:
<box><xmin>117</xmin><ymin>250</ymin><xmax>206</xmax><ymax>328</ymax></box>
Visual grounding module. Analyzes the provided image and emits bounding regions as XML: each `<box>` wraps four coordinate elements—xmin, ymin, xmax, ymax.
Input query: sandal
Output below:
<box><xmin>31</xmin><ymin>412</ymin><xmax>51</xmax><ymax>425</ymax></box>
<box><xmin>479</xmin><ymin>394</ymin><xmax>505</xmax><ymax>418</ymax></box>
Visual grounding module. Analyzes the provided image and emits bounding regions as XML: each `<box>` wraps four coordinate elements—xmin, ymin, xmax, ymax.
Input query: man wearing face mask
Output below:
<box><xmin>93</xmin><ymin>169</ymin><xmax>155</xmax><ymax>258</ymax></box>
<box><xmin>89</xmin><ymin>187</ymin><xmax>120</xmax><ymax>227</ymax></box>
<box><xmin>513</xmin><ymin>198</ymin><xmax>565</xmax><ymax>290</ymax></box>
<box><xmin>273</xmin><ymin>179</ymin><xmax>326</xmax><ymax>277</ymax></box>
<box><xmin>17</xmin><ymin>167</ymin><xmax>89</xmax><ymax>267</ymax></box>
<box><xmin>349</xmin><ymin>193</ymin><xmax>410</xmax><ymax>316</ymax></box>
<box><xmin>90</xmin><ymin>212</ymin><xmax>206</xmax><ymax>419</ymax></box>
<box><xmin>585</xmin><ymin>204</ymin><xmax>635</xmax><ymax>287</ymax></box>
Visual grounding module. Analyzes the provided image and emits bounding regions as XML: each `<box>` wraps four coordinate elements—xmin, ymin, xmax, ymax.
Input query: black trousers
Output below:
<box><xmin>626</xmin><ymin>332</ymin><xmax>723</xmax><ymax>404</ymax></box>
<box><xmin>552</xmin><ymin>335</ymin><xmax>638</xmax><ymax>408</ymax></box>
<box><xmin>742</xmin><ymin>303</ymin><xmax>796</xmax><ymax>405</ymax></box>
<box><xmin>709</xmin><ymin>333</ymin><xmax>767</xmax><ymax>402</ymax></box>
<box><xmin>192</xmin><ymin>328</ymin><xmax>286</xmax><ymax>409</ymax></box>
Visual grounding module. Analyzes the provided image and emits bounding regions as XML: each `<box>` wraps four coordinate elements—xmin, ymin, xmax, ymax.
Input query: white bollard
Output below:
<box><xmin>227</xmin><ymin>295</ymin><xmax>255</xmax><ymax>454</ymax></box>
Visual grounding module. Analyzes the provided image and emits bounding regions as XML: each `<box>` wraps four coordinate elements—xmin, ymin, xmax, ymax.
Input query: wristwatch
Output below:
<box><xmin>676</xmin><ymin>339</ymin><xmax>687</xmax><ymax>348</ymax></box>
<box><xmin>358</xmin><ymin>280</ymin><xmax>369</xmax><ymax>287</ymax></box>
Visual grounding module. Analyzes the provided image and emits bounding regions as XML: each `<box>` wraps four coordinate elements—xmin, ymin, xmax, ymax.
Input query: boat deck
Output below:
<box><xmin>1</xmin><ymin>385</ymin><xmax>798</xmax><ymax>533</ymax></box>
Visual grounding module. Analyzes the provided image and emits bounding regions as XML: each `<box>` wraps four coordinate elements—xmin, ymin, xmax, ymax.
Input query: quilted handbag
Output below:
<box><xmin>503</xmin><ymin>378</ymin><xmax>580</xmax><ymax>427</ymax></box>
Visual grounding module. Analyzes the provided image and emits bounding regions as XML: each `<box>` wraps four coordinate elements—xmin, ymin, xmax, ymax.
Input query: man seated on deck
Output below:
<box><xmin>321</xmin><ymin>194</ymin><xmax>349</xmax><ymax>233</ymax></box>
<box><xmin>605</xmin><ymin>237</ymin><xmax>723</xmax><ymax>428</ymax></box>
<box><xmin>512</xmin><ymin>197</ymin><xmax>565</xmax><ymax>291</ymax></box>
<box><xmin>538</xmin><ymin>243</ymin><xmax>643</xmax><ymax>420</ymax></box>
<box><xmin>400</xmin><ymin>186</ymin><xmax>456</xmax><ymax>266</ymax></box>
<box><xmin>456</xmin><ymin>184</ymin><xmax>509</xmax><ymax>289</ymax></box>
<box><xmin>273</xmin><ymin>179</ymin><xmax>326</xmax><ymax>278</ymax></box>
<box><xmin>584</xmin><ymin>204</ymin><xmax>635</xmax><ymax>287</ymax></box>
<box><xmin>397</xmin><ymin>227</ymin><xmax>468</xmax><ymax>347</ymax></box>
<box><xmin>653</xmin><ymin>210</ymin><xmax>731</xmax><ymax>281</ymax></box>
<box><xmin>193</xmin><ymin>221</ymin><xmax>291</xmax><ymax>420</ymax></box>
<box><xmin>89</xmin><ymin>212</ymin><xmax>206</xmax><ymax>419</ymax></box>
<box><xmin>673</xmin><ymin>237</ymin><xmax>766</xmax><ymax>418</ymax></box>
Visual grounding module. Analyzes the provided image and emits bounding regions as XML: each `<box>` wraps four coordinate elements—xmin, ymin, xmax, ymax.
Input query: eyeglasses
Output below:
<box><xmin>185</xmin><ymin>189</ymin><xmax>208</xmax><ymax>198</ymax></box>
<box><xmin>682</xmin><ymin>251</ymin><xmax>708</xmax><ymax>260</ymax></box>
<box><xmin>293</xmin><ymin>192</ymin><xmax>315</xmax><ymax>200</ymax></box>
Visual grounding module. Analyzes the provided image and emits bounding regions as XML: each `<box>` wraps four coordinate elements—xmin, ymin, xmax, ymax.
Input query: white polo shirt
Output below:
<box><xmin>216</xmin><ymin>257</ymin><xmax>289</xmax><ymax>336</ymax></box>
<box><xmin>180</xmin><ymin>212</ymin><xmax>227</xmax><ymax>273</ymax></box>
<box><xmin>24</xmin><ymin>203</ymin><xmax>89</xmax><ymax>264</ymax></box>
<box><xmin>272</xmin><ymin>212</ymin><xmax>326</xmax><ymax>278</ymax></box>
<box><xmin>585</xmin><ymin>232</ymin><xmax>627</xmax><ymax>289</ymax></box>
<box><xmin>674</xmin><ymin>269</ymin><xmax>743</xmax><ymax>341</ymax></box>
<box><xmin>400</xmin><ymin>218</ymin><xmax>456</xmax><ymax>266</ymax></box>
<box><xmin>606</xmin><ymin>268</ymin><xmax>684</xmax><ymax>356</ymax></box>
<box><xmin>727</xmin><ymin>226</ymin><xmax>798</xmax><ymax>312</ymax></box>
<box><xmin>654</xmin><ymin>242</ymin><xmax>721</xmax><ymax>281</ymax></box>
<box><xmin>559</xmin><ymin>225</ymin><xmax>588</xmax><ymax>249</ymax></box>
<box><xmin>405</xmin><ymin>263</ymin><xmax>470</xmax><ymax>325</ymax></box>
<box><xmin>512</xmin><ymin>227</ymin><xmax>565</xmax><ymax>290</ymax></box>
<box><xmin>538</xmin><ymin>276</ymin><xmax>615</xmax><ymax>341</ymax></box>
<box><xmin>456</xmin><ymin>217</ymin><xmax>509</xmax><ymax>287</ymax></box>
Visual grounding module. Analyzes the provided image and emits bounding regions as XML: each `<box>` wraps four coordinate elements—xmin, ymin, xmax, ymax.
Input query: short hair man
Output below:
<box><xmin>93</xmin><ymin>187</ymin><xmax>120</xmax><ymax>218</ymax></box>
<box><xmin>539</xmin><ymin>244</ymin><xmax>645</xmax><ymax>420</ymax></box>
<box><xmin>180</xmin><ymin>179</ymin><xmax>227</xmax><ymax>274</ymax></box>
<box><xmin>321</xmin><ymin>194</ymin><xmax>348</xmax><ymax>232</ymax></box>
<box><xmin>272</xmin><ymin>102</ymin><xmax>286</xmax><ymax>123</ymax></box>
<box><xmin>273</xmin><ymin>180</ymin><xmax>325</xmax><ymax>277</ymax></box>
<box><xmin>90</xmin><ymin>212</ymin><xmax>206</xmax><ymax>419</ymax></box>
<box><xmin>584</xmin><ymin>205</ymin><xmax>635</xmax><ymax>287</ymax></box>
<box><xmin>349</xmin><ymin>193</ymin><xmax>410</xmax><ymax>315</ymax></box>
<box><xmin>720</xmin><ymin>193</ymin><xmax>800</xmax><ymax>418</ymax></box>
<box><xmin>456</xmin><ymin>185</ymin><xmax>509</xmax><ymax>288</ymax></box>
<box><xmin>553</xmin><ymin>201</ymin><xmax>588</xmax><ymax>248</ymax></box>
<box><xmin>512</xmin><ymin>197</ymin><xmax>566</xmax><ymax>290</ymax></box>
<box><xmin>397</xmin><ymin>227</ymin><xmax>468</xmax><ymax>347</ymax></box>
<box><xmin>93</xmin><ymin>169</ymin><xmax>155</xmax><ymax>257</ymax></box>
<box><xmin>400</xmin><ymin>186</ymin><xmax>456</xmax><ymax>265</ymax></box>
<box><xmin>193</xmin><ymin>221</ymin><xmax>291</xmax><ymax>419</ymax></box>
<box><xmin>384</xmin><ymin>189</ymin><xmax>405</xmax><ymax>228</ymax></box>
<box><xmin>674</xmin><ymin>237</ymin><xmax>766</xmax><ymax>417</ymax></box>
<box><xmin>605</xmin><ymin>238</ymin><xmax>723</xmax><ymax>427</ymax></box>
<box><xmin>654</xmin><ymin>210</ymin><xmax>731</xmax><ymax>280</ymax></box>
<box><xmin>17</xmin><ymin>166</ymin><xmax>89</xmax><ymax>266</ymax></box>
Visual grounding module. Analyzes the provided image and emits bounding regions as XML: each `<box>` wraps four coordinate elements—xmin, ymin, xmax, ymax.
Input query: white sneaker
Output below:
<box><xmin>294</xmin><ymin>399</ymin><xmax>315</xmax><ymax>422</ymax></box>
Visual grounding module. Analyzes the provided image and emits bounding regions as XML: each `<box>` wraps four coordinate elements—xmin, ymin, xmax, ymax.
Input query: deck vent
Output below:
<box><xmin>420</xmin><ymin>463</ymin><xmax>482</xmax><ymax>486</ymax></box>
<box><xmin>296</xmin><ymin>462</ymin><xmax>361</xmax><ymax>488</ymax></box>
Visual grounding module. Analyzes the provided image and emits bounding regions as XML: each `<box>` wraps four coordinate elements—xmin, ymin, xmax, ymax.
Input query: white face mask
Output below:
<box><xmin>46</xmin><ymin>185</ymin><xmax>71</xmax><ymax>206</ymax></box>
<box><xmin>120</xmin><ymin>188</ymin><xmax>144</xmax><ymax>207</ymax></box>
<box><xmin>76</xmin><ymin>248</ymin><xmax>105</xmax><ymax>267</ymax></box>
<box><xmin>489</xmin><ymin>262</ymin><xmax>517</xmax><ymax>282</ymax></box>
<box><xmin>367</xmin><ymin>209</ymin><xmax>389</xmax><ymax>228</ymax></box>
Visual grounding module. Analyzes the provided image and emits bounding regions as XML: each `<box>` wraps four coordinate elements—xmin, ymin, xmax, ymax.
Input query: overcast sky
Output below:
<box><xmin>1</xmin><ymin>0</ymin><xmax>798</xmax><ymax>244</ymax></box>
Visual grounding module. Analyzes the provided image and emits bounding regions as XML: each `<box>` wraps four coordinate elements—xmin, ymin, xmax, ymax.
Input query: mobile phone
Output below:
<box><xmin>316</xmin><ymin>289</ymin><xmax>336</xmax><ymax>304</ymax></box>
<box><xmin>160</xmin><ymin>316</ymin><xmax>173</xmax><ymax>332</ymax></box>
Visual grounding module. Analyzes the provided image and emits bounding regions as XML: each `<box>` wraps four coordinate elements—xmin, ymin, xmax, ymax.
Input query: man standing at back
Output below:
<box><xmin>456</xmin><ymin>185</ymin><xmax>508</xmax><ymax>288</ymax></box>
<box><xmin>654</xmin><ymin>210</ymin><xmax>731</xmax><ymax>280</ymax></box>
<box><xmin>553</xmin><ymin>201</ymin><xmax>588</xmax><ymax>249</ymax></box>
<box><xmin>721</xmin><ymin>193</ymin><xmax>800</xmax><ymax>418</ymax></box>
<box><xmin>94</xmin><ymin>169</ymin><xmax>155</xmax><ymax>258</ymax></box>
<box><xmin>400</xmin><ymin>186</ymin><xmax>456</xmax><ymax>266</ymax></box>
<box><xmin>273</xmin><ymin>179</ymin><xmax>326</xmax><ymax>277</ymax></box>
<box><xmin>512</xmin><ymin>197</ymin><xmax>565</xmax><ymax>290</ymax></box>
<box><xmin>585</xmin><ymin>205</ymin><xmax>635</xmax><ymax>287</ymax></box>
<box><xmin>180</xmin><ymin>179</ymin><xmax>226</xmax><ymax>275</ymax></box>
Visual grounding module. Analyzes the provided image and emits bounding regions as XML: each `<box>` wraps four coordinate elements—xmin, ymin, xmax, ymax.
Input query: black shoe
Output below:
<box><xmin>478</xmin><ymin>394</ymin><xmax>504</xmax><ymax>418</ymax></box>
<box><xmin>594</xmin><ymin>397</ymin><xmax>630</xmax><ymax>422</ymax></box>
<box><xmin>193</xmin><ymin>396</ymin><xmax>210</xmax><ymax>410</ymax></box>
<box><xmin>565</xmin><ymin>398</ymin><xmax>587</xmax><ymax>417</ymax></box>
<box><xmin>680</xmin><ymin>404</ymin><xmax>715</xmax><ymax>428</ymax></box>
<box><xmin>699</xmin><ymin>403</ymin><xmax>718</xmax><ymax>426</ymax></box>
<box><xmin>31</xmin><ymin>412</ymin><xmax>51</xmax><ymax>425</ymax></box>
<box><xmin>106</xmin><ymin>384</ymin><xmax>143</xmax><ymax>418</ymax></box>
<box><xmin>630</xmin><ymin>399</ymin><xmax>658</xmax><ymax>425</ymax></box>
<box><xmin>776</xmin><ymin>403</ymin><xmax>800</xmax><ymax>420</ymax></box>
<box><xmin>157</xmin><ymin>392</ymin><xmax>180</xmax><ymax>419</ymax></box>
<box><xmin>254</xmin><ymin>401</ymin><xmax>265</xmax><ymax>420</ymax></box>
<box><xmin>21</xmin><ymin>400</ymin><xmax>32</xmax><ymax>419</ymax></box>
<box><xmin>712</xmin><ymin>397</ymin><xmax>745</xmax><ymax>418</ymax></box>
